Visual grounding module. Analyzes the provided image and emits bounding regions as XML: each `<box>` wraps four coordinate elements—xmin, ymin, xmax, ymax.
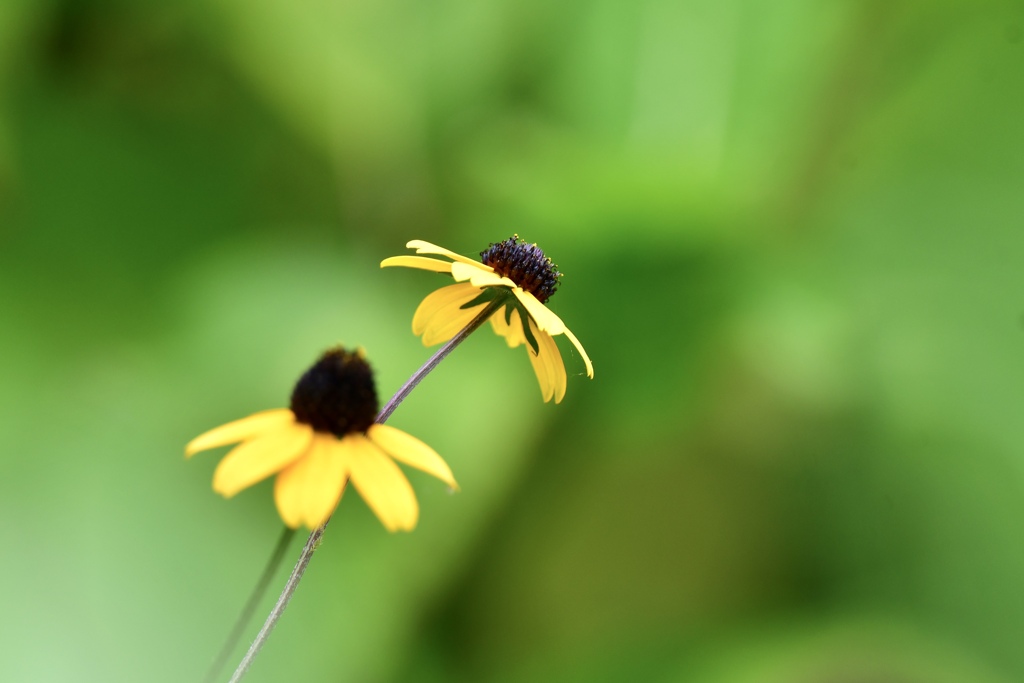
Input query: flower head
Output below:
<box><xmin>186</xmin><ymin>348</ymin><xmax>456</xmax><ymax>531</ymax></box>
<box><xmin>381</xmin><ymin>236</ymin><xmax>594</xmax><ymax>403</ymax></box>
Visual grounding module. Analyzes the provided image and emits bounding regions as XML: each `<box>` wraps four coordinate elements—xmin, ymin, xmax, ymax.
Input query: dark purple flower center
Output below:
<box><xmin>290</xmin><ymin>348</ymin><xmax>378</xmax><ymax>437</ymax></box>
<box><xmin>479</xmin><ymin>235</ymin><xmax>561</xmax><ymax>303</ymax></box>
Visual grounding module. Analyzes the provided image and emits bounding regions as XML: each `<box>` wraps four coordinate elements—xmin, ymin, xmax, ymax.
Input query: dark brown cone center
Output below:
<box><xmin>290</xmin><ymin>348</ymin><xmax>378</xmax><ymax>437</ymax></box>
<box><xmin>479</xmin><ymin>235</ymin><xmax>561</xmax><ymax>303</ymax></box>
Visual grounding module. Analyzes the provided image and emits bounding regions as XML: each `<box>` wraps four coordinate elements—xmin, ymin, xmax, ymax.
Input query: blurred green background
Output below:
<box><xmin>2</xmin><ymin>1</ymin><xmax>1024</xmax><ymax>682</ymax></box>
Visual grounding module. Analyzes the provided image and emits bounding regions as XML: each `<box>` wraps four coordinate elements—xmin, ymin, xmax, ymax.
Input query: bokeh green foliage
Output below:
<box><xmin>1</xmin><ymin>1</ymin><xmax>1023</xmax><ymax>682</ymax></box>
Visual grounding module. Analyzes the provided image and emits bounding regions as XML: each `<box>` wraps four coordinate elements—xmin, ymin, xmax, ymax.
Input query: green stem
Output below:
<box><xmin>377</xmin><ymin>296</ymin><xmax>507</xmax><ymax>423</ymax></box>
<box><xmin>202</xmin><ymin>527</ymin><xmax>296</xmax><ymax>683</ymax></box>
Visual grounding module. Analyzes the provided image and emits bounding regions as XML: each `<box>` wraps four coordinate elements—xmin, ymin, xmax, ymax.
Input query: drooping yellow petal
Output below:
<box><xmin>563</xmin><ymin>326</ymin><xmax>594</xmax><ymax>378</ymax></box>
<box><xmin>522</xmin><ymin>316</ymin><xmax>548</xmax><ymax>400</ymax></box>
<box><xmin>185</xmin><ymin>409</ymin><xmax>295</xmax><ymax>458</ymax></box>
<box><xmin>367</xmin><ymin>424</ymin><xmax>457</xmax><ymax>489</ymax></box>
<box><xmin>523</xmin><ymin>318</ymin><xmax>561</xmax><ymax>402</ymax></box>
<box><xmin>347</xmin><ymin>436</ymin><xmax>419</xmax><ymax>532</ymax></box>
<box><xmin>380</xmin><ymin>255</ymin><xmax>454</xmax><ymax>273</ymax></box>
<box><xmin>412</xmin><ymin>282</ymin><xmax>480</xmax><ymax>336</ymax></box>
<box><xmin>272</xmin><ymin>458</ymin><xmax>307</xmax><ymax>529</ymax></box>
<box><xmin>274</xmin><ymin>434</ymin><xmax>350</xmax><ymax>529</ymax></box>
<box><xmin>526</xmin><ymin>338</ymin><xmax>553</xmax><ymax>402</ymax></box>
<box><xmin>450</xmin><ymin>261</ymin><xmax>514</xmax><ymax>288</ymax></box>
<box><xmin>547</xmin><ymin>341</ymin><xmax>567</xmax><ymax>404</ymax></box>
<box><xmin>212</xmin><ymin>422</ymin><xmax>313</xmax><ymax>498</ymax></box>
<box><xmin>422</xmin><ymin>297</ymin><xmax>488</xmax><ymax>346</ymax></box>
<box><xmin>490</xmin><ymin>306</ymin><xmax>527</xmax><ymax>349</ymax></box>
<box><xmin>406</xmin><ymin>240</ymin><xmax>485</xmax><ymax>267</ymax></box>
<box><xmin>513</xmin><ymin>288</ymin><xmax>566</xmax><ymax>335</ymax></box>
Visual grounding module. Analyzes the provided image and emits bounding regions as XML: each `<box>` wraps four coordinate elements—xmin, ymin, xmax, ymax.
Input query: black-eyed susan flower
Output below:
<box><xmin>186</xmin><ymin>348</ymin><xmax>456</xmax><ymax>531</ymax></box>
<box><xmin>381</xmin><ymin>235</ymin><xmax>594</xmax><ymax>403</ymax></box>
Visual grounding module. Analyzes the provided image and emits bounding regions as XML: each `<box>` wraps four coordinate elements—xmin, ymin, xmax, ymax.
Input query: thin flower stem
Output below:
<box><xmin>224</xmin><ymin>295</ymin><xmax>508</xmax><ymax>683</ymax></box>
<box><xmin>377</xmin><ymin>296</ymin><xmax>508</xmax><ymax>423</ymax></box>
<box><xmin>227</xmin><ymin>525</ymin><xmax>325</xmax><ymax>683</ymax></box>
<box><xmin>202</xmin><ymin>527</ymin><xmax>296</xmax><ymax>683</ymax></box>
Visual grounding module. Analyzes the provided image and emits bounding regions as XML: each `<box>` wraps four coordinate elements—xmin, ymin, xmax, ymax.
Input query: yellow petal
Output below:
<box><xmin>347</xmin><ymin>436</ymin><xmax>419</xmax><ymax>532</ymax></box>
<box><xmin>274</xmin><ymin>434</ymin><xmax>349</xmax><ymax>529</ymax></box>
<box><xmin>272</xmin><ymin>459</ymin><xmax>306</xmax><ymax>529</ymax></box>
<box><xmin>407</xmin><ymin>239</ymin><xmax>485</xmax><ymax>267</ymax></box>
<box><xmin>212</xmin><ymin>422</ymin><xmax>313</xmax><ymax>498</ymax></box>
<box><xmin>380</xmin><ymin>255</ymin><xmax>454</xmax><ymax>273</ymax></box>
<box><xmin>539</xmin><ymin>326</ymin><xmax>568</xmax><ymax>403</ymax></box>
<box><xmin>450</xmin><ymin>261</ymin><xmax>514</xmax><ymax>287</ymax></box>
<box><xmin>563</xmin><ymin>326</ymin><xmax>594</xmax><ymax>378</ymax></box>
<box><xmin>185</xmin><ymin>409</ymin><xmax>294</xmax><ymax>458</ymax></box>
<box><xmin>524</xmin><ymin>319</ymin><xmax>563</xmax><ymax>402</ymax></box>
<box><xmin>367</xmin><ymin>424</ymin><xmax>457</xmax><ymax>489</ymax></box>
<box><xmin>527</xmin><ymin>339</ymin><xmax>553</xmax><ymax>402</ymax></box>
<box><xmin>422</xmin><ymin>297</ymin><xmax>487</xmax><ymax>346</ymax></box>
<box><xmin>490</xmin><ymin>307</ymin><xmax>527</xmax><ymax>349</ymax></box>
<box><xmin>412</xmin><ymin>282</ymin><xmax>480</xmax><ymax>336</ymax></box>
<box><xmin>513</xmin><ymin>288</ymin><xmax>566</xmax><ymax>335</ymax></box>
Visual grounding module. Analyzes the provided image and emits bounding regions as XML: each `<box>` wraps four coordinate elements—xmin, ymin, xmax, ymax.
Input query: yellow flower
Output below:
<box><xmin>186</xmin><ymin>348</ymin><xmax>456</xmax><ymax>531</ymax></box>
<box><xmin>381</xmin><ymin>236</ymin><xmax>594</xmax><ymax>403</ymax></box>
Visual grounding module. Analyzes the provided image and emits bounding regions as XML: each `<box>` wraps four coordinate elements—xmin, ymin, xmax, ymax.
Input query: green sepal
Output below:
<box><xmin>459</xmin><ymin>288</ymin><xmax>500</xmax><ymax>310</ymax></box>
<box><xmin>513</xmin><ymin>300</ymin><xmax>540</xmax><ymax>355</ymax></box>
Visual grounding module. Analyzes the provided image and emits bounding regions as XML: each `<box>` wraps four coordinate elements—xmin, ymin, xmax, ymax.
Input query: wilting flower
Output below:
<box><xmin>186</xmin><ymin>348</ymin><xmax>456</xmax><ymax>531</ymax></box>
<box><xmin>381</xmin><ymin>236</ymin><xmax>593</xmax><ymax>403</ymax></box>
